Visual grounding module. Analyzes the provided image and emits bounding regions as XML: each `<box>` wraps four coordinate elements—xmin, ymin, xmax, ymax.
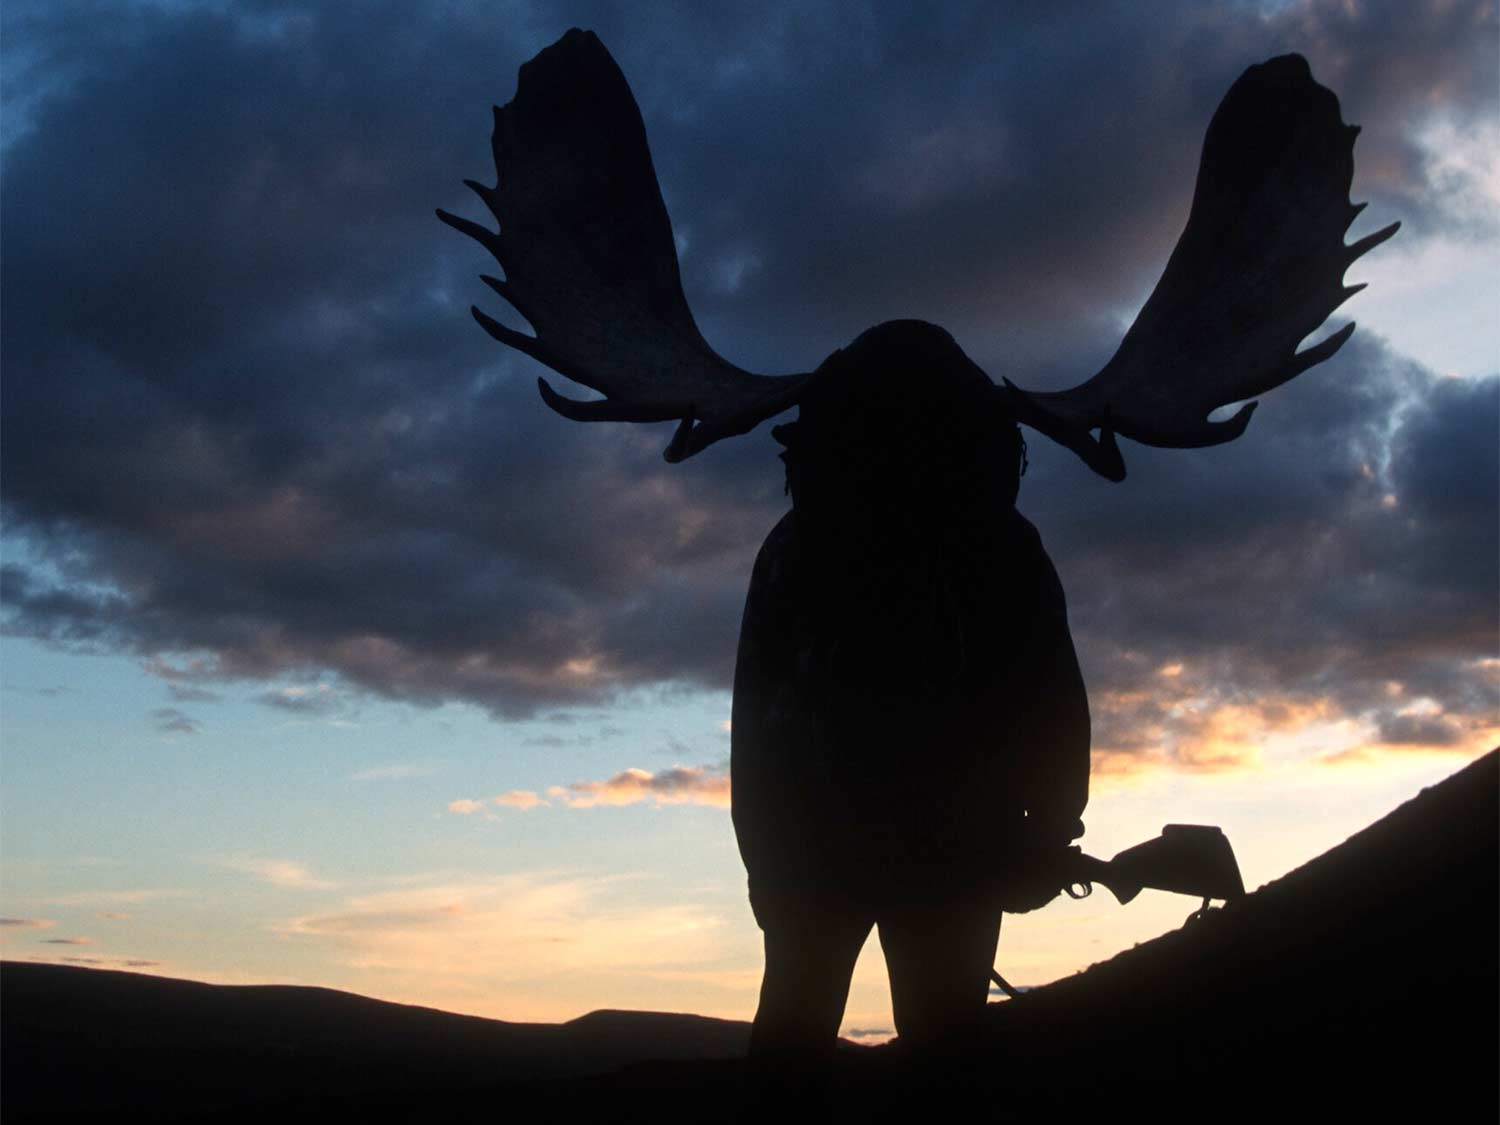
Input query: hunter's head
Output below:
<box><xmin>775</xmin><ymin>321</ymin><xmax>1025</xmax><ymax>526</ymax></box>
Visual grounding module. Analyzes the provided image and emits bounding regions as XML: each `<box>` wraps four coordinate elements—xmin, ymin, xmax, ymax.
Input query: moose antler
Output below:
<box><xmin>1006</xmin><ymin>54</ymin><xmax>1398</xmax><ymax>479</ymax></box>
<box><xmin>437</xmin><ymin>29</ymin><xmax>809</xmax><ymax>462</ymax></box>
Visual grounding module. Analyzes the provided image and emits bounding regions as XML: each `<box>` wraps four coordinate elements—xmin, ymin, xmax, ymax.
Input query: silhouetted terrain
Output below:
<box><xmin>1</xmin><ymin>967</ymin><xmax>751</xmax><ymax>1120</ymax></box>
<box><xmin>6</xmin><ymin>752</ymin><xmax>1495</xmax><ymax>1122</ymax></box>
<box><xmin>972</xmin><ymin>747</ymin><xmax>1499</xmax><ymax>1119</ymax></box>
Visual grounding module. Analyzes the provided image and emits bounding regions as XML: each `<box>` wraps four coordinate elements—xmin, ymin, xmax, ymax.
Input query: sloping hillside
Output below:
<box><xmin>973</xmin><ymin>748</ymin><xmax>1498</xmax><ymax>1118</ymax></box>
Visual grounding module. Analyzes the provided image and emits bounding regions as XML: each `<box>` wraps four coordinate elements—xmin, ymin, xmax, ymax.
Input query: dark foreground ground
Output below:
<box><xmin>6</xmin><ymin>752</ymin><xmax>1496</xmax><ymax>1123</ymax></box>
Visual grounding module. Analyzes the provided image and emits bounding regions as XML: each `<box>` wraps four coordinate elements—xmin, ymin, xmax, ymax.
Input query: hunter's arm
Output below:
<box><xmin>1016</xmin><ymin>517</ymin><xmax>1090</xmax><ymax>844</ymax></box>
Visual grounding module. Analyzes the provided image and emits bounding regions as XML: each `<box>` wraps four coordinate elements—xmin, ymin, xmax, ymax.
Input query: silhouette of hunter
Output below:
<box><xmin>440</xmin><ymin>30</ymin><xmax>1396</xmax><ymax>1055</ymax></box>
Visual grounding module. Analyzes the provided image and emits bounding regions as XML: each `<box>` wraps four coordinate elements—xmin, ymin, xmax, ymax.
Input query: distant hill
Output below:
<box><xmin>1</xmin><ymin>963</ymin><xmax>750</xmax><ymax>1119</ymax></box>
<box><xmin>6</xmin><ymin>751</ymin><xmax>1495</xmax><ymax>1122</ymax></box>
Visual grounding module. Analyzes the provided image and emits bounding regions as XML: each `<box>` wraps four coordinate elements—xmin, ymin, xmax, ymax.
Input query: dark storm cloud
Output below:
<box><xmin>2</xmin><ymin>1</ymin><xmax>1494</xmax><ymax>750</ymax></box>
<box><xmin>1375</xmin><ymin>710</ymin><xmax>1464</xmax><ymax>746</ymax></box>
<box><xmin>1034</xmin><ymin>333</ymin><xmax>1498</xmax><ymax>761</ymax></box>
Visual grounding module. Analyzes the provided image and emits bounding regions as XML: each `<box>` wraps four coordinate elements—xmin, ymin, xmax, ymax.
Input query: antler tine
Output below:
<box><xmin>435</xmin><ymin>207</ymin><xmax>501</xmax><ymax>261</ymax></box>
<box><xmin>468</xmin><ymin>304</ymin><xmax>544</xmax><ymax>362</ymax></box>
<box><xmin>462</xmin><ymin>178</ymin><xmax>498</xmax><ymax>212</ymax></box>
<box><xmin>437</xmin><ymin>29</ymin><xmax>809</xmax><ymax>461</ymax></box>
<box><xmin>1005</xmin><ymin>54</ymin><xmax>1398</xmax><ymax>475</ymax></box>
<box><xmin>536</xmin><ymin>377</ymin><xmax>679</xmax><ymax>423</ymax></box>
<box><xmin>1344</xmin><ymin>220</ymin><xmax>1401</xmax><ymax>266</ymax></box>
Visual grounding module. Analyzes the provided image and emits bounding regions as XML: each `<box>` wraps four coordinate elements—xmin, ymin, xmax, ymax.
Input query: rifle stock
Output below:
<box><xmin>1065</xmin><ymin>824</ymin><xmax>1246</xmax><ymax>906</ymax></box>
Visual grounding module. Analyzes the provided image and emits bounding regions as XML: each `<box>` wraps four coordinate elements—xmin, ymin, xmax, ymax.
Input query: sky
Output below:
<box><xmin>1</xmin><ymin>0</ymin><xmax>1495</xmax><ymax>1040</ymax></box>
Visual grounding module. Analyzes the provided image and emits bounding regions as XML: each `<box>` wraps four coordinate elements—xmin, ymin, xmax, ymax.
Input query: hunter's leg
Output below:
<box><xmin>878</xmin><ymin>896</ymin><xmax>1002</xmax><ymax>1048</ymax></box>
<box><xmin>749</xmin><ymin>903</ymin><xmax>871</xmax><ymax>1060</ymax></box>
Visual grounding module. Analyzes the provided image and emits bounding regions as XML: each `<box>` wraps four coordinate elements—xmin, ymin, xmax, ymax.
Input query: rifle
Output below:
<box><xmin>991</xmin><ymin>824</ymin><xmax>1246</xmax><ymax>999</ymax></box>
<box><xmin>1063</xmin><ymin>823</ymin><xmax>1246</xmax><ymax>906</ymax></box>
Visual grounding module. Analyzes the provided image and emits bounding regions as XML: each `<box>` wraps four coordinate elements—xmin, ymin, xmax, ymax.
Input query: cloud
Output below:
<box><xmin>98</xmin><ymin>911</ymin><xmax>132</xmax><ymax>921</ymax></box>
<box><xmin>222</xmin><ymin>858</ymin><xmax>336</xmax><ymax>890</ymax></box>
<box><xmin>0</xmin><ymin>917</ymin><xmax>56</xmax><ymax>929</ymax></box>
<box><xmin>0</xmin><ymin>1</ymin><xmax>1492</xmax><ymax>767</ymax></box>
<box><xmin>451</xmin><ymin>771</ymin><xmax>728</xmax><ymax>814</ymax></box>
<box><xmin>257</xmin><ymin>684</ymin><xmax>343</xmax><ymax>716</ymax></box>
<box><xmin>31</xmin><ymin>955</ymin><xmax>161</xmax><ymax>969</ymax></box>
<box><xmin>278</xmin><ymin>874</ymin><xmax>726</xmax><ymax>982</ymax></box>
<box><xmin>495</xmin><ymin>789</ymin><xmax>546</xmax><ymax>810</ymax></box>
<box><xmin>40</xmin><ymin>936</ymin><xmax>93</xmax><ymax>945</ymax></box>
<box><xmin>167</xmin><ymin>683</ymin><xmax>222</xmax><ymax>704</ymax></box>
<box><xmin>549</xmin><ymin>766</ymin><xmax>731</xmax><ymax>809</ymax></box>
<box><xmin>1050</xmin><ymin>336</ymin><xmax>1499</xmax><ymax>771</ymax></box>
<box><xmin>1375</xmin><ymin>708</ymin><xmax>1465</xmax><ymax>747</ymax></box>
<box><xmin>150</xmin><ymin>707</ymin><xmax>201</xmax><ymax>735</ymax></box>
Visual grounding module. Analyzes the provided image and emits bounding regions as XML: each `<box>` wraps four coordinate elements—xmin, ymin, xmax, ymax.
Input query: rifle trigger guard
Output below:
<box><xmin>1064</xmin><ymin>881</ymin><xmax>1093</xmax><ymax>900</ymax></box>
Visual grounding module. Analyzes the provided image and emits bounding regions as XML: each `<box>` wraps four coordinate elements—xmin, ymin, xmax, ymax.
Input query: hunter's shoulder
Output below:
<box><xmin>1007</xmin><ymin>509</ymin><xmax>1044</xmax><ymax>546</ymax></box>
<box><xmin>751</xmin><ymin>511</ymin><xmax>800</xmax><ymax>576</ymax></box>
